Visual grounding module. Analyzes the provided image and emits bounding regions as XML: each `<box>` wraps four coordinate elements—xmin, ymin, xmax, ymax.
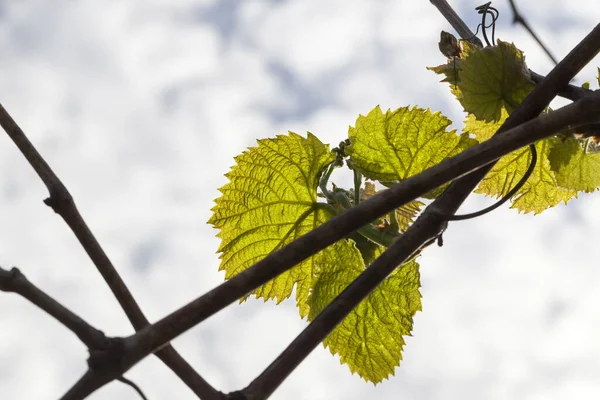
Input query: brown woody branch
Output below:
<box><xmin>529</xmin><ymin>71</ymin><xmax>592</xmax><ymax>101</ymax></box>
<box><xmin>0</xmin><ymin>266</ymin><xmax>107</xmax><ymax>349</ymax></box>
<box><xmin>0</xmin><ymin>266</ymin><xmax>143</xmax><ymax>399</ymax></box>
<box><xmin>0</xmin><ymin>105</ymin><xmax>221</xmax><ymax>399</ymax></box>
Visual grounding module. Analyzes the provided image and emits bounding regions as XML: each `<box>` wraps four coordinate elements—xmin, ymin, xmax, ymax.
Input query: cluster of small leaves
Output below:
<box><xmin>209</xmin><ymin>37</ymin><xmax>600</xmax><ymax>383</ymax></box>
<box><xmin>429</xmin><ymin>36</ymin><xmax>600</xmax><ymax>213</ymax></box>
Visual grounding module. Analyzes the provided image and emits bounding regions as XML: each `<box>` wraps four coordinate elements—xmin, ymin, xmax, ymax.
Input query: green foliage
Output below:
<box><xmin>308</xmin><ymin>249</ymin><xmax>421</xmax><ymax>383</ymax></box>
<box><xmin>464</xmin><ymin>111</ymin><xmax>577</xmax><ymax>213</ymax></box>
<box><xmin>209</xmin><ymin>132</ymin><xmax>422</xmax><ymax>382</ymax></box>
<box><xmin>208</xmin><ymin>132</ymin><xmax>336</xmax><ymax>311</ymax></box>
<box><xmin>457</xmin><ymin>40</ymin><xmax>535</xmax><ymax>121</ymax></box>
<box><xmin>209</xmin><ymin>35</ymin><xmax>600</xmax><ymax>383</ymax></box>
<box><xmin>345</xmin><ymin>106</ymin><xmax>476</xmax><ymax>198</ymax></box>
<box><xmin>548</xmin><ymin>137</ymin><xmax>600</xmax><ymax>192</ymax></box>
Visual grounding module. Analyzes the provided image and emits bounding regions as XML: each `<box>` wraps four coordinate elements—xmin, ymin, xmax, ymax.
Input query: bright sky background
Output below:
<box><xmin>0</xmin><ymin>1</ymin><xmax>599</xmax><ymax>399</ymax></box>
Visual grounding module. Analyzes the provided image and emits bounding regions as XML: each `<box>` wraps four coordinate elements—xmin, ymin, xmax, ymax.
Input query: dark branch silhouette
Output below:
<box><xmin>0</xmin><ymin>105</ymin><xmax>221</xmax><ymax>399</ymax></box>
<box><xmin>0</xmin><ymin>266</ymin><xmax>146</xmax><ymax>400</ymax></box>
<box><xmin>0</xmin><ymin>266</ymin><xmax>107</xmax><ymax>349</ymax></box>
<box><xmin>507</xmin><ymin>0</ymin><xmax>559</xmax><ymax>65</ymax></box>
<box><xmin>117</xmin><ymin>377</ymin><xmax>149</xmax><ymax>400</ymax></box>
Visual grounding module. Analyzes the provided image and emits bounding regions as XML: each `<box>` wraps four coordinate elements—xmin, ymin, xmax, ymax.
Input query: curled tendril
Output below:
<box><xmin>470</xmin><ymin>2</ymin><xmax>500</xmax><ymax>47</ymax></box>
<box><xmin>446</xmin><ymin>144</ymin><xmax>537</xmax><ymax>221</ymax></box>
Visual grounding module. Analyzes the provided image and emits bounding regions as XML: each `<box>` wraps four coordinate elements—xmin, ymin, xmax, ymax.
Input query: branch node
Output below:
<box><xmin>0</xmin><ymin>266</ymin><xmax>22</xmax><ymax>291</ymax></box>
<box><xmin>226</xmin><ymin>391</ymin><xmax>249</xmax><ymax>400</ymax></box>
<box><xmin>88</xmin><ymin>337</ymin><xmax>127</xmax><ymax>374</ymax></box>
<box><xmin>43</xmin><ymin>186</ymin><xmax>74</xmax><ymax>214</ymax></box>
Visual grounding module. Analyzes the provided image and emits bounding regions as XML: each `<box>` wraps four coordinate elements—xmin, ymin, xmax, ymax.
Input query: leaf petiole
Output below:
<box><xmin>353</xmin><ymin>169</ymin><xmax>362</xmax><ymax>206</ymax></box>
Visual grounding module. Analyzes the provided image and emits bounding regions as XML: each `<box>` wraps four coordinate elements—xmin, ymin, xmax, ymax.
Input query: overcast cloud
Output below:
<box><xmin>0</xmin><ymin>1</ymin><xmax>599</xmax><ymax>399</ymax></box>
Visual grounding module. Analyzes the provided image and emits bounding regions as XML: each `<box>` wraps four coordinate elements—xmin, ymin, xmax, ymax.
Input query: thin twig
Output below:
<box><xmin>429</xmin><ymin>0</ymin><xmax>483</xmax><ymax>47</ymax></box>
<box><xmin>0</xmin><ymin>265</ymin><xmax>156</xmax><ymax>399</ymax></box>
<box><xmin>117</xmin><ymin>377</ymin><xmax>149</xmax><ymax>400</ymax></box>
<box><xmin>529</xmin><ymin>70</ymin><xmax>592</xmax><ymax>101</ymax></box>
<box><xmin>0</xmin><ymin>104</ymin><xmax>221</xmax><ymax>399</ymax></box>
<box><xmin>0</xmin><ymin>266</ymin><xmax>107</xmax><ymax>349</ymax></box>
<box><xmin>507</xmin><ymin>0</ymin><xmax>559</xmax><ymax>65</ymax></box>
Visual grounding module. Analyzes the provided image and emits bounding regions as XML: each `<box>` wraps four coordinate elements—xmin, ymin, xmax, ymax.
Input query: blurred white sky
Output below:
<box><xmin>0</xmin><ymin>1</ymin><xmax>599</xmax><ymax>399</ymax></box>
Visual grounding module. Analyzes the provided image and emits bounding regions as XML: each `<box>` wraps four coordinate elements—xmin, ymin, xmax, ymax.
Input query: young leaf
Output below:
<box><xmin>345</xmin><ymin>106</ymin><xmax>476</xmax><ymax>198</ymax></box>
<box><xmin>548</xmin><ymin>137</ymin><xmax>600</xmax><ymax>192</ymax></box>
<box><xmin>307</xmin><ymin>241</ymin><xmax>421</xmax><ymax>383</ymax></box>
<box><xmin>458</xmin><ymin>40</ymin><xmax>534</xmax><ymax>122</ymax></box>
<box><xmin>208</xmin><ymin>132</ymin><xmax>337</xmax><ymax>309</ymax></box>
<box><xmin>438</xmin><ymin>31</ymin><xmax>461</xmax><ymax>59</ymax></box>
<box><xmin>465</xmin><ymin>112</ymin><xmax>577</xmax><ymax>213</ymax></box>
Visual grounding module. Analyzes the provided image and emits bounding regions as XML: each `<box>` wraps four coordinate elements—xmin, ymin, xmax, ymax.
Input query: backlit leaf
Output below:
<box><xmin>346</xmin><ymin>106</ymin><xmax>476</xmax><ymax>198</ymax></box>
<box><xmin>208</xmin><ymin>132</ymin><xmax>336</xmax><ymax>310</ymax></box>
<box><xmin>458</xmin><ymin>40</ymin><xmax>534</xmax><ymax>121</ymax></box>
<box><xmin>548</xmin><ymin>137</ymin><xmax>600</xmax><ymax>192</ymax></box>
<box><xmin>307</xmin><ymin>241</ymin><xmax>421</xmax><ymax>383</ymax></box>
<box><xmin>465</xmin><ymin>112</ymin><xmax>577</xmax><ymax>213</ymax></box>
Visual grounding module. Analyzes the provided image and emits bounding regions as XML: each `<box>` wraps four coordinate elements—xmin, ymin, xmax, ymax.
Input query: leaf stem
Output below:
<box><xmin>318</xmin><ymin>163</ymin><xmax>336</xmax><ymax>198</ymax></box>
<box><xmin>353</xmin><ymin>169</ymin><xmax>362</xmax><ymax>205</ymax></box>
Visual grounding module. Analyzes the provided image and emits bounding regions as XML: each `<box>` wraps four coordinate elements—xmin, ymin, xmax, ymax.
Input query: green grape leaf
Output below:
<box><xmin>458</xmin><ymin>40</ymin><xmax>534</xmax><ymax>122</ymax></box>
<box><xmin>395</xmin><ymin>200</ymin><xmax>423</xmax><ymax>231</ymax></box>
<box><xmin>208</xmin><ymin>132</ymin><xmax>336</xmax><ymax>312</ymax></box>
<box><xmin>307</xmin><ymin>241</ymin><xmax>421</xmax><ymax>383</ymax></box>
<box><xmin>426</xmin><ymin>61</ymin><xmax>461</xmax><ymax>96</ymax></box>
<box><xmin>460</xmin><ymin>39</ymin><xmax>480</xmax><ymax>58</ymax></box>
<box><xmin>465</xmin><ymin>112</ymin><xmax>577</xmax><ymax>213</ymax></box>
<box><xmin>582</xmin><ymin>81</ymin><xmax>590</xmax><ymax>90</ymax></box>
<box><xmin>548</xmin><ymin>137</ymin><xmax>600</xmax><ymax>192</ymax></box>
<box><xmin>346</xmin><ymin>106</ymin><xmax>476</xmax><ymax>198</ymax></box>
<box><xmin>210</xmin><ymin>131</ymin><xmax>422</xmax><ymax>383</ymax></box>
